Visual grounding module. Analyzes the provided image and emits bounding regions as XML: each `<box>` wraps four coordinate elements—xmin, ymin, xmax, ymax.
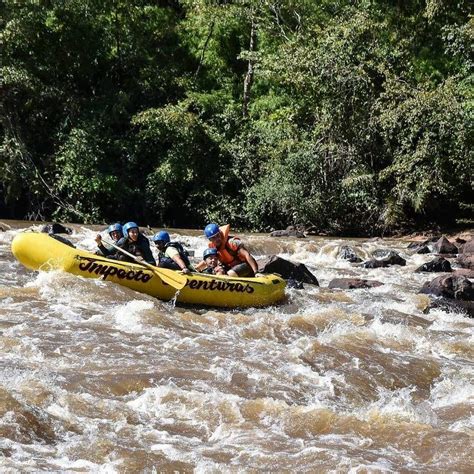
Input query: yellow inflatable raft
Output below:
<box><xmin>11</xmin><ymin>232</ymin><xmax>286</xmax><ymax>308</ymax></box>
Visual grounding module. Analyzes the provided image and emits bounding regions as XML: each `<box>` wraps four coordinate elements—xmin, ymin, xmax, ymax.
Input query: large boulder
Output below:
<box><xmin>363</xmin><ymin>251</ymin><xmax>406</xmax><ymax>268</ymax></box>
<box><xmin>258</xmin><ymin>256</ymin><xmax>319</xmax><ymax>285</ymax></box>
<box><xmin>433</xmin><ymin>236</ymin><xmax>458</xmax><ymax>254</ymax></box>
<box><xmin>328</xmin><ymin>278</ymin><xmax>383</xmax><ymax>290</ymax></box>
<box><xmin>407</xmin><ymin>243</ymin><xmax>431</xmax><ymax>254</ymax></box>
<box><xmin>337</xmin><ymin>245</ymin><xmax>362</xmax><ymax>263</ymax></box>
<box><xmin>415</xmin><ymin>257</ymin><xmax>452</xmax><ymax>273</ymax></box>
<box><xmin>372</xmin><ymin>248</ymin><xmax>397</xmax><ymax>258</ymax></box>
<box><xmin>457</xmin><ymin>237</ymin><xmax>474</xmax><ymax>270</ymax></box>
<box><xmin>419</xmin><ymin>274</ymin><xmax>474</xmax><ymax>300</ymax></box>
<box><xmin>425</xmin><ymin>299</ymin><xmax>474</xmax><ymax>318</ymax></box>
<box><xmin>41</xmin><ymin>223</ymin><xmax>72</xmax><ymax>235</ymax></box>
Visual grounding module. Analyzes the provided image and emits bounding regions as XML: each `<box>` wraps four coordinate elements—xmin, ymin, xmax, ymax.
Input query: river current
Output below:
<box><xmin>0</xmin><ymin>221</ymin><xmax>472</xmax><ymax>472</ymax></box>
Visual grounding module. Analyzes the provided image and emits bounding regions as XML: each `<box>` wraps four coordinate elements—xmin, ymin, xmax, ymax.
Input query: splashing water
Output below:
<box><xmin>0</xmin><ymin>222</ymin><xmax>472</xmax><ymax>471</ymax></box>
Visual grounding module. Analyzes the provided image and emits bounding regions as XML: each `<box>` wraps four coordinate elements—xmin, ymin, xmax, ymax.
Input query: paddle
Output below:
<box><xmin>101</xmin><ymin>237</ymin><xmax>187</xmax><ymax>290</ymax></box>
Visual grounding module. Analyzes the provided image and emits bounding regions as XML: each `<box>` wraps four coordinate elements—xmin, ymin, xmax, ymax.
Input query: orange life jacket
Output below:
<box><xmin>209</xmin><ymin>224</ymin><xmax>246</xmax><ymax>267</ymax></box>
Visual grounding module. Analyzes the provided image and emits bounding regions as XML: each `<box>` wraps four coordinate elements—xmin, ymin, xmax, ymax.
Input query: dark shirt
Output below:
<box><xmin>96</xmin><ymin>243</ymin><xmax>118</xmax><ymax>258</ymax></box>
<box><xmin>116</xmin><ymin>234</ymin><xmax>156</xmax><ymax>265</ymax></box>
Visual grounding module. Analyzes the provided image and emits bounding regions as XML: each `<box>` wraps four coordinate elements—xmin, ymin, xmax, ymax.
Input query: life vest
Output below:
<box><xmin>209</xmin><ymin>224</ymin><xmax>246</xmax><ymax>267</ymax></box>
<box><xmin>162</xmin><ymin>242</ymin><xmax>191</xmax><ymax>267</ymax></box>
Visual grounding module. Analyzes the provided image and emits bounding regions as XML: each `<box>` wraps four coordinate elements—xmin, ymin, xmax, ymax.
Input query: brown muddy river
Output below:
<box><xmin>0</xmin><ymin>221</ymin><xmax>472</xmax><ymax>472</ymax></box>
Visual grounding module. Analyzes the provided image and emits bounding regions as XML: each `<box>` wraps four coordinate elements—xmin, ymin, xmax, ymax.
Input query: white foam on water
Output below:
<box><xmin>149</xmin><ymin>442</ymin><xmax>188</xmax><ymax>462</ymax></box>
<box><xmin>161</xmin><ymin>335</ymin><xmax>202</xmax><ymax>351</ymax></box>
<box><xmin>0</xmin><ymin>332</ymin><xmax>46</xmax><ymax>363</ymax></box>
<box><xmin>345</xmin><ymin>459</ymin><xmax>394</xmax><ymax>473</ymax></box>
<box><xmin>132</xmin><ymin>385</ymin><xmax>247</xmax><ymax>442</ymax></box>
<box><xmin>362</xmin><ymin>386</ymin><xmax>438</xmax><ymax>425</ymax></box>
<box><xmin>429</xmin><ymin>308</ymin><xmax>474</xmax><ymax>332</ymax></box>
<box><xmin>208</xmin><ymin>358</ymin><xmax>241</xmax><ymax>383</ymax></box>
<box><xmin>448</xmin><ymin>415</ymin><xmax>474</xmax><ymax>433</ymax></box>
<box><xmin>112</xmin><ymin>299</ymin><xmax>155</xmax><ymax>333</ymax></box>
<box><xmin>46</xmin><ymin>400</ymin><xmax>81</xmax><ymax>425</ymax></box>
<box><xmin>275</xmin><ymin>356</ymin><xmax>336</xmax><ymax>404</ymax></box>
<box><xmin>430</xmin><ymin>371</ymin><xmax>474</xmax><ymax>409</ymax></box>
<box><xmin>4</xmin><ymin>226</ymin><xmax>473</xmax><ymax>471</ymax></box>
<box><xmin>316</xmin><ymin>319</ymin><xmax>366</xmax><ymax>345</ymax></box>
<box><xmin>0</xmin><ymin>367</ymin><xmax>61</xmax><ymax>395</ymax></box>
<box><xmin>51</xmin><ymin>456</ymin><xmax>107</xmax><ymax>472</ymax></box>
<box><xmin>27</xmin><ymin>270</ymin><xmax>93</xmax><ymax>304</ymax></box>
<box><xmin>368</xmin><ymin>318</ymin><xmax>431</xmax><ymax>354</ymax></box>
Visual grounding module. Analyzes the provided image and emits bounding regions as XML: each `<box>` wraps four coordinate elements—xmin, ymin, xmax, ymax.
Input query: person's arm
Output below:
<box><xmin>237</xmin><ymin>247</ymin><xmax>258</xmax><ymax>275</ymax></box>
<box><xmin>195</xmin><ymin>260</ymin><xmax>208</xmax><ymax>272</ymax></box>
<box><xmin>215</xmin><ymin>263</ymin><xmax>227</xmax><ymax>275</ymax></box>
<box><xmin>171</xmin><ymin>254</ymin><xmax>191</xmax><ymax>274</ymax></box>
<box><xmin>95</xmin><ymin>234</ymin><xmax>115</xmax><ymax>256</ymax></box>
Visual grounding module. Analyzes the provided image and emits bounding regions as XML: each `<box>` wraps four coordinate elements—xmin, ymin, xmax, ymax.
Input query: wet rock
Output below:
<box><xmin>407</xmin><ymin>237</ymin><xmax>438</xmax><ymax>249</ymax></box>
<box><xmin>457</xmin><ymin>237</ymin><xmax>474</xmax><ymax>270</ymax></box>
<box><xmin>304</xmin><ymin>226</ymin><xmax>319</xmax><ymax>235</ymax></box>
<box><xmin>425</xmin><ymin>298</ymin><xmax>474</xmax><ymax>318</ymax></box>
<box><xmin>337</xmin><ymin>245</ymin><xmax>362</xmax><ymax>263</ymax></box>
<box><xmin>433</xmin><ymin>236</ymin><xmax>458</xmax><ymax>254</ymax></box>
<box><xmin>419</xmin><ymin>274</ymin><xmax>474</xmax><ymax>300</ymax></box>
<box><xmin>41</xmin><ymin>222</ymin><xmax>72</xmax><ymax>235</ymax></box>
<box><xmin>257</xmin><ymin>256</ymin><xmax>319</xmax><ymax>285</ymax></box>
<box><xmin>328</xmin><ymin>278</ymin><xmax>383</xmax><ymax>289</ymax></box>
<box><xmin>287</xmin><ymin>224</ymin><xmax>306</xmax><ymax>232</ymax></box>
<box><xmin>408</xmin><ymin>244</ymin><xmax>431</xmax><ymax>254</ymax></box>
<box><xmin>371</xmin><ymin>248</ymin><xmax>396</xmax><ymax>258</ymax></box>
<box><xmin>269</xmin><ymin>229</ymin><xmax>306</xmax><ymax>238</ymax></box>
<box><xmin>363</xmin><ymin>251</ymin><xmax>406</xmax><ymax>268</ymax></box>
<box><xmin>287</xmin><ymin>278</ymin><xmax>304</xmax><ymax>289</ymax></box>
<box><xmin>0</xmin><ymin>221</ymin><xmax>12</xmax><ymax>232</ymax></box>
<box><xmin>415</xmin><ymin>257</ymin><xmax>452</xmax><ymax>273</ymax></box>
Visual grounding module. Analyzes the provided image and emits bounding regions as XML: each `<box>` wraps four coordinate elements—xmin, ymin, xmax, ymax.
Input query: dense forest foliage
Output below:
<box><xmin>1</xmin><ymin>0</ymin><xmax>472</xmax><ymax>235</ymax></box>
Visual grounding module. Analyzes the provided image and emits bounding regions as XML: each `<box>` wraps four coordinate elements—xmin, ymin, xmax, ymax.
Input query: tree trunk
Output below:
<box><xmin>242</xmin><ymin>16</ymin><xmax>257</xmax><ymax>117</ymax></box>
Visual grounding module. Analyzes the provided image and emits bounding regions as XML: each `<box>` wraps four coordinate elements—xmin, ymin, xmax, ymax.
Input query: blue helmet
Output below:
<box><xmin>204</xmin><ymin>223</ymin><xmax>220</xmax><ymax>239</ymax></box>
<box><xmin>152</xmin><ymin>230</ymin><xmax>170</xmax><ymax>243</ymax></box>
<box><xmin>203</xmin><ymin>247</ymin><xmax>218</xmax><ymax>260</ymax></box>
<box><xmin>122</xmin><ymin>222</ymin><xmax>138</xmax><ymax>238</ymax></box>
<box><xmin>107</xmin><ymin>223</ymin><xmax>122</xmax><ymax>237</ymax></box>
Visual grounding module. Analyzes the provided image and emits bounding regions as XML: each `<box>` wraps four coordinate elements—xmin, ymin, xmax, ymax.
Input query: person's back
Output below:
<box><xmin>117</xmin><ymin>222</ymin><xmax>156</xmax><ymax>265</ymax></box>
<box><xmin>152</xmin><ymin>231</ymin><xmax>194</xmax><ymax>274</ymax></box>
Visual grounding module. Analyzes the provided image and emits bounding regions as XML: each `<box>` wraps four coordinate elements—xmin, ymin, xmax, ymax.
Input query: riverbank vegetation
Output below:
<box><xmin>1</xmin><ymin>0</ymin><xmax>471</xmax><ymax>235</ymax></box>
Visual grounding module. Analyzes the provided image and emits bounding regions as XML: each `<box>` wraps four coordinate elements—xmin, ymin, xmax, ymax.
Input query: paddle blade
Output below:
<box><xmin>154</xmin><ymin>267</ymin><xmax>188</xmax><ymax>290</ymax></box>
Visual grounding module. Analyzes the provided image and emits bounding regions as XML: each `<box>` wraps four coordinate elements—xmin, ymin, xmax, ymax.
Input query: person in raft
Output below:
<box><xmin>200</xmin><ymin>247</ymin><xmax>227</xmax><ymax>275</ymax></box>
<box><xmin>95</xmin><ymin>223</ymin><xmax>123</xmax><ymax>257</ymax></box>
<box><xmin>152</xmin><ymin>230</ymin><xmax>193</xmax><ymax>275</ymax></box>
<box><xmin>116</xmin><ymin>222</ymin><xmax>156</xmax><ymax>265</ymax></box>
<box><xmin>198</xmin><ymin>223</ymin><xmax>261</xmax><ymax>277</ymax></box>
